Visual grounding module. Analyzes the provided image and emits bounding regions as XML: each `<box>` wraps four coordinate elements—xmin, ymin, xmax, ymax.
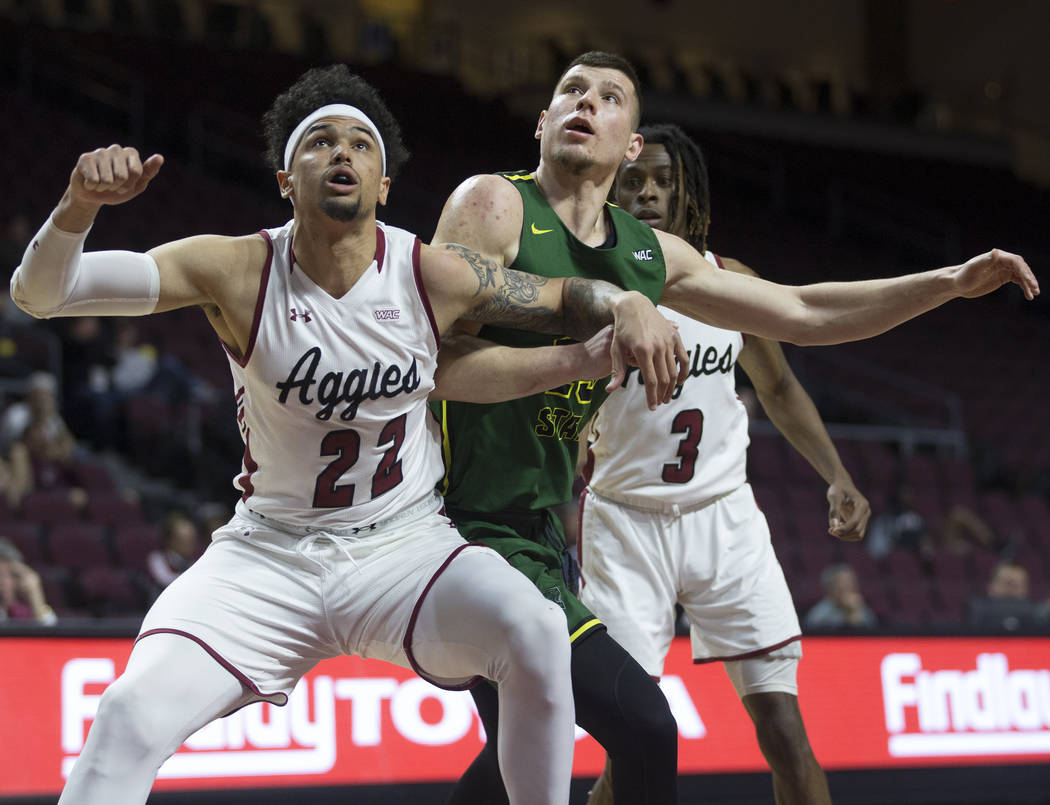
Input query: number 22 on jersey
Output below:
<box><xmin>312</xmin><ymin>414</ymin><xmax>407</xmax><ymax>508</ymax></box>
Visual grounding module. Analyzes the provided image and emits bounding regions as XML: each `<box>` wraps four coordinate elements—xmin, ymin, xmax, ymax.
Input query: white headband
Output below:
<box><xmin>283</xmin><ymin>103</ymin><xmax>387</xmax><ymax>175</ymax></box>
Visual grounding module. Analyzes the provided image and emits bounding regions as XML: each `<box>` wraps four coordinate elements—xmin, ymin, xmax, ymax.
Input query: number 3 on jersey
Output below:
<box><xmin>661</xmin><ymin>408</ymin><xmax>703</xmax><ymax>484</ymax></box>
<box><xmin>313</xmin><ymin>414</ymin><xmax>407</xmax><ymax>507</ymax></box>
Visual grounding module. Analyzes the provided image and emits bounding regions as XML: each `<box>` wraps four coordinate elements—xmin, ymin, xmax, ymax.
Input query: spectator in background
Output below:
<box><xmin>111</xmin><ymin>318</ymin><xmax>216</xmax><ymax>406</ymax></box>
<box><xmin>0</xmin><ymin>372</ymin><xmax>81</xmax><ymax>496</ymax></box>
<box><xmin>967</xmin><ymin>561</ymin><xmax>1047</xmax><ymax>632</ymax></box>
<box><xmin>147</xmin><ymin>512</ymin><xmax>201</xmax><ymax>589</ymax></box>
<box><xmin>0</xmin><ymin>441</ymin><xmax>33</xmax><ymax>509</ymax></box>
<box><xmin>57</xmin><ymin>315</ymin><xmax>118</xmax><ymax>448</ymax></box>
<box><xmin>935</xmin><ymin>504</ymin><xmax>996</xmax><ymax>556</ymax></box>
<box><xmin>0</xmin><ymin>371</ymin><xmax>59</xmax><ymax>449</ymax></box>
<box><xmin>110</xmin><ymin>319</ymin><xmax>157</xmax><ymax>397</ymax></box>
<box><xmin>804</xmin><ymin>564</ymin><xmax>877</xmax><ymax>630</ymax></box>
<box><xmin>866</xmin><ymin>483</ymin><xmax>927</xmax><ymax>559</ymax></box>
<box><xmin>0</xmin><ymin>538</ymin><xmax>57</xmax><ymax>624</ymax></box>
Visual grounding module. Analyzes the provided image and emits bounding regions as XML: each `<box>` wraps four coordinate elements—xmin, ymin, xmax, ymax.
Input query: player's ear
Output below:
<box><xmin>277</xmin><ymin>170</ymin><xmax>293</xmax><ymax>200</ymax></box>
<box><xmin>535</xmin><ymin>110</ymin><xmax>547</xmax><ymax>141</ymax></box>
<box><xmin>625</xmin><ymin>132</ymin><xmax>643</xmax><ymax>163</ymax></box>
<box><xmin>377</xmin><ymin>176</ymin><xmax>391</xmax><ymax>206</ymax></box>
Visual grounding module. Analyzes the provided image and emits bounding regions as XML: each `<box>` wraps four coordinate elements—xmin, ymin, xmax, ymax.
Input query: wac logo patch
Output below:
<box><xmin>632</xmin><ymin>249</ymin><xmax>654</xmax><ymax>261</ymax></box>
<box><xmin>374</xmin><ymin>309</ymin><xmax>401</xmax><ymax>321</ymax></box>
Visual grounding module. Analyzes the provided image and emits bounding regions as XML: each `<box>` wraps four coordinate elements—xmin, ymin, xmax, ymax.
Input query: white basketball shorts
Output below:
<box><xmin>579</xmin><ymin>483</ymin><xmax>801</xmax><ymax>679</ymax></box>
<box><xmin>137</xmin><ymin>493</ymin><xmax>493</xmax><ymax>703</ymax></box>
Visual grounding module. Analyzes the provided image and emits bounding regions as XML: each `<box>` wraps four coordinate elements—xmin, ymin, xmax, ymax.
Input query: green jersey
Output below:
<box><xmin>434</xmin><ymin>171</ymin><xmax>666</xmax><ymax>513</ymax></box>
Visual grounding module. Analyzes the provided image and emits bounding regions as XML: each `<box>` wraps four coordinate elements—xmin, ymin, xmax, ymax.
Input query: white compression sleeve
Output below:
<box><xmin>58</xmin><ymin>633</ymin><xmax>252</xmax><ymax>805</ymax></box>
<box><xmin>10</xmin><ymin>213</ymin><xmax>160</xmax><ymax>318</ymax></box>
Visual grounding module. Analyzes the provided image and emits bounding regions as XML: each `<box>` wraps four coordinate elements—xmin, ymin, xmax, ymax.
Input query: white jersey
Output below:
<box><xmin>586</xmin><ymin>252</ymin><xmax>749</xmax><ymax>509</ymax></box>
<box><xmin>226</xmin><ymin>219</ymin><xmax>443</xmax><ymax>529</ymax></box>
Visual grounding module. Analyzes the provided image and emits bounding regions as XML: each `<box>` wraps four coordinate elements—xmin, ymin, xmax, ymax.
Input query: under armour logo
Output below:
<box><xmin>290</xmin><ymin>308</ymin><xmax>313</xmax><ymax>323</ymax></box>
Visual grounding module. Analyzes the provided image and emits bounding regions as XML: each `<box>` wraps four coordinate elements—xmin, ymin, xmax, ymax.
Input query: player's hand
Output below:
<box><xmin>954</xmin><ymin>248</ymin><xmax>1039</xmax><ymax>301</ymax></box>
<box><xmin>575</xmin><ymin>325</ymin><xmax>615</xmax><ymax>379</ymax></box>
<box><xmin>827</xmin><ymin>480</ymin><xmax>870</xmax><ymax>542</ymax></box>
<box><xmin>68</xmin><ymin>145</ymin><xmax>164</xmax><ymax>208</ymax></box>
<box><xmin>606</xmin><ymin>292</ymin><xmax>688</xmax><ymax>409</ymax></box>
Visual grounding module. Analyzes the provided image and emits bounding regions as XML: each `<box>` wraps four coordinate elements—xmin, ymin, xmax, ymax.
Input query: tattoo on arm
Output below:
<box><xmin>442</xmin><ymin>244</ymin><xmax>621</xmax><ymax>338</ymax></box>
<box><xmin>561</xmin><ymin>276</ymin><xmax>619</xmax><ymax>339</ymax></box>
<box><xmin>444</xmin><ymin>243</ymin><xmax>502</xmax><ymax>292</ymax></box>
<box><xmin>444</xmin><ymin>243</ymin><xmax>562</xmax><ymax>331</ymax></box>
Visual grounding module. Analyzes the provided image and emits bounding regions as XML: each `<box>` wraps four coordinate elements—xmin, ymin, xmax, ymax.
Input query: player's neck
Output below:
<box><xmin>532</xmin><ymin>163</ymin><xmax>615</xmax><ymax>247</ymax></box>
<box><xmin>291</xmin><ymin>214</ymin><xmax>379</xmax><ymax>298</ymax></box>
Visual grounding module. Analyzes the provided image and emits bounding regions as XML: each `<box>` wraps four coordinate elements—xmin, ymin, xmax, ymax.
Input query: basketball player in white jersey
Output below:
<box><xmin>579</xmin><ymin>123</ymin><xmax>871</xmax><ymax>805</ymax></box>
<box><xmin>10</xmin><ymin>66</ymin><xmax>688</xmax><ymax>805</ymax></box>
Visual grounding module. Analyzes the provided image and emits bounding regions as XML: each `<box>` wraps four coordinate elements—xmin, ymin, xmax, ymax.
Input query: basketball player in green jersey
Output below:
<box><xmin>432</xmin><ymin>52</ymin><xmax>1038</xmax><ymax>805</ymax></box>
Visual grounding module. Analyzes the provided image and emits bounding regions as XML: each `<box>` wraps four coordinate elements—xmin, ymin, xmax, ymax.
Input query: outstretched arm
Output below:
<box><xmin>11</xmin><ymin>145</ymin><xmax>267</xmax><ymax>358</ymax></box>
<box><xmin>422</xmin><ymin>242</ymin><xmax>686</xmax><ymax>408</ymax></box>
<box><xmin>432</xmin><ymin>327</ymin><xmax>613</xmax><ymax>403</ymax></box>
<box><xmin>11</xmin><ymin>145</ymin><xmax>167</xmax><ymax>318</ymax></box>
<box><xmin>728</xmin><ymin>257</ymin><xmax>870</xmax><ymax>542</ymax></box>
<box><xmin>430</xmin><ymin>172</ymin><xmax>686</xmax><ymax>408</ymax></box>
<box><xmin>658</xmin><ymin>233</ymin><xmax>1039</xmax><ymax>346</ymax></box>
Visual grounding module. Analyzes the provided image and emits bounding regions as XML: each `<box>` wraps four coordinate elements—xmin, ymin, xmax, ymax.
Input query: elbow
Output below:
<box><xmin>777</xmin><ymin>316</ymin><xmax>813</xmax><ymax>347</ymax></box>
<box><xmin>781</xmin><ymin>305</ymin><xmax>834</xmax><ymax>346</ymax></box>
<box><xmin>11</xmin><ymin>300</ymin><xmax>54</xmax><ymax>320</ymax></box>
<box><xmin>9</xmin><ymin>270</ymin><xmax>55</xmax><ymax>319</ymax></box>
<box><xmin>756</xmin><ymin>376</ymin><xmax>793</xmax><ymax>410</ymax></box>
<box><xmin>788</xmin><ymin>331</ymin><xmax>820</xmax><ymax>347</ymax></box>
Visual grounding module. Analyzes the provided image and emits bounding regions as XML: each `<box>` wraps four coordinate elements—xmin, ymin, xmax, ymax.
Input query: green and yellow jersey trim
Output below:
<box><xmin>570</xmin><ymin>618</ymin><xmax>603</xmax><ymax>643</ymax></box>
<box><xmin>438</xmin><ymin>400</ymin><xmax>452</xmax><ymax>496</ymax></box>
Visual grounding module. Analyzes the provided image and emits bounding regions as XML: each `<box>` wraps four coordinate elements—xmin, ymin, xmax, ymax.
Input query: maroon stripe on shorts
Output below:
<box><xmin>693</xmin><ymin>634</ymin><xmax>802</xmax><ymax>664</ymax></box>
<box><xmin>403</xmin><ymin>543</ymin><xmax>484</xmax><ymax>691</ymax></box>
<box><xmin>137</xmin><ymin>627</ymin><xmax>288</xmax><ymax>705</ymax></box>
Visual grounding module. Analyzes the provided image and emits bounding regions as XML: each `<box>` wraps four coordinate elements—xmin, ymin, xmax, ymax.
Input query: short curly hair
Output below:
<box><xmin>262</xmin><ymin>64</ymin><xmax>409</xmax><ymax>179</ymax></box>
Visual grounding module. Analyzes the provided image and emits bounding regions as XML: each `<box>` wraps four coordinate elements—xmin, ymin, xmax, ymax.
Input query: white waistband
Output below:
<box><xmin>236</xmin><ymin>492</ymin><xmax>443</xmax><ymax>537</ymax></box>
<box><xmin>585</xmin><ymin>485</ymin><xmax>733</xmax><ymax>517</ymax></box>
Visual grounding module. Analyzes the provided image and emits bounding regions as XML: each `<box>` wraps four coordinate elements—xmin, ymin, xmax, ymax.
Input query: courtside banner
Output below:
<box><xmin>2</xmin><ymin>635</ymin><xmax>1049</xmax><ymax>795</ymax></box>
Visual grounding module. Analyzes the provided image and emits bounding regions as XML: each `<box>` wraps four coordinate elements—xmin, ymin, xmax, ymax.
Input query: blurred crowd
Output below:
<box><xmin>1</xmin><ymin>211</ymin><xmax>229</xmax><ymax>620</ymax></box>
<box><xmin>1</xmin><ymin>161</ymin><xmax>1048</xmax><ymax>630</ymax></box>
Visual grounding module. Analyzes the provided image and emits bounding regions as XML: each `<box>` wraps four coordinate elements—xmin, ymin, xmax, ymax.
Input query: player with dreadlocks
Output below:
<box><xmin>621</xmin><ymin>123</ymin><xmax>712</xmax><ymax>252</ymax></box>
<box><xmin>578</xmin><ymin>122</ymin><xmax>871</xmax><ymax>805</ymax></box>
